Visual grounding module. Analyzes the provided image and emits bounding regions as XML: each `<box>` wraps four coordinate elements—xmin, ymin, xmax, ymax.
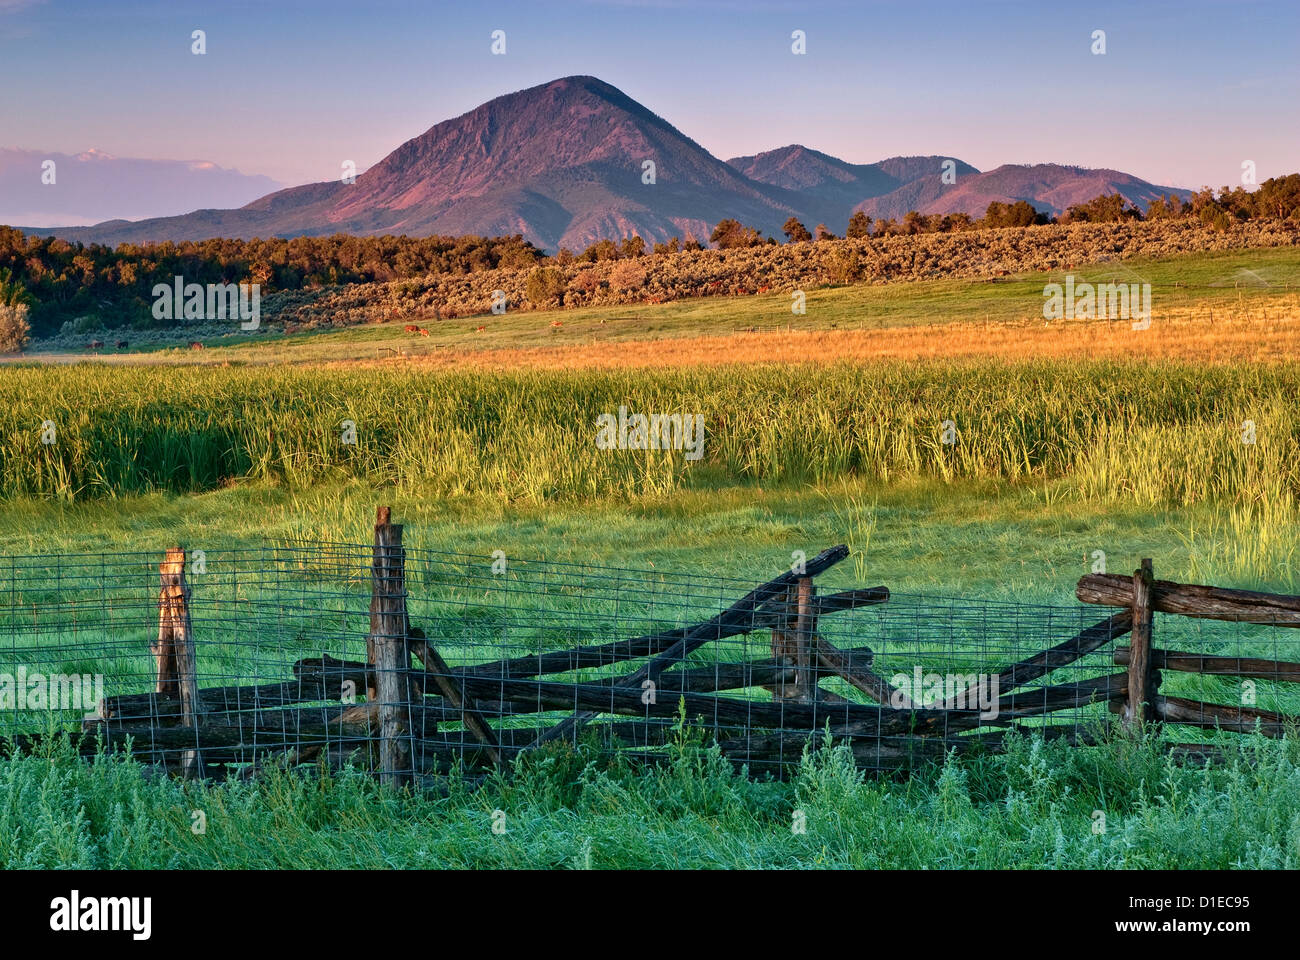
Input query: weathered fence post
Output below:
<box><xmin>1125</xmin><ymin>558</ymin><xmax>1155</xmax><ymax>729</ymax></box>
<box><xmin>369</xmin><ymin>506</ymin><xmax>413</xmax><ymax>788</ymax></box>
<box><xmin>793</xmin><ymin>576</ymin><xmax>816</xmax><ymax>701</ymax></box>
<box><xmin>769</xmin><ymin>584</ymin><xmax>798</xmax><ymax>700</ymax></box>
<box><xmin>153</xmin><ymin>546</ymin><xmax>202</xmax><ymax>777</ymax></box>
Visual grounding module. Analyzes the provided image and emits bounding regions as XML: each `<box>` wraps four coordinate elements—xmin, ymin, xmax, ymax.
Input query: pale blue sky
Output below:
<box><xmin>2</xmin><ymin>0</ymin><xmax>1296</xmax><ymax>191</ymax></box>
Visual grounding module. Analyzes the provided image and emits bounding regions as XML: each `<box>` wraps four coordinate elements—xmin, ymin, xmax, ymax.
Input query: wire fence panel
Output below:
<box><xmin>2</xmin><ymin>540</ymin><xmax>1297</xmax><ymax>785</ymax></box>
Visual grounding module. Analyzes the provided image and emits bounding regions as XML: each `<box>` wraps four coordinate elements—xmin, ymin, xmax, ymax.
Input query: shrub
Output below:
<box><xmin>569</xmin><ymin>270</ymin><xmax>602</xmax><ymax>295</ymax></box>
<box><xmin>0</xmin><ymin>303</ymin><xmax>31</xmax><ymax>353</ymax></box>
<box><xmin>525</xmin><ymin>267</ymin><xmax>567</xmax><ymax>306</ymax></box>
<box><xmin>609</xmin><ymin>260</ymin><xmax>647</xmax><ymax>291</ymax></box>
<box><xmin>826</xmin><ymin>248</ymin><xmax>861</xmax><ymax>285</ymax></box>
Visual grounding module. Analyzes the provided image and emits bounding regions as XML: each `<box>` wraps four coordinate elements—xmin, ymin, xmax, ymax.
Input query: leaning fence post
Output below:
<box><xmin>154</xmin><ymin>546</ymin><xmax>202</xmax><ymax>776</ymax></box>
<box><xmin>369</xmin><ymin>506</ymin><xmax>413</xmax><ymax>789</ymax></box>
<box><xmin>1125</xmin><ymin>558</ymin><xmax>1155</xmax><ymax>729</ymax></box>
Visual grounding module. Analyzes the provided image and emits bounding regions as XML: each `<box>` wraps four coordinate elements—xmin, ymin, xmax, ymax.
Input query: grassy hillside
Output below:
<box><xmin>17</xmin><ymin>244</ymin><xmax>1300</xmax><ymax>363</ymax></box>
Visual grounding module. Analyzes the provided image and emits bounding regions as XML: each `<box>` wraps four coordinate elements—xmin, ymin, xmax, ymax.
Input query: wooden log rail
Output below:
<box><xmin>1078</xmin><ymin>573</ymin><xmax>1300</xmax><ymax>627</ymax></box>
<box><xmin>95</xmin><ymin>639</ymin><xmax>878</xmax><ymax>727</ymax></box>
<box><xmin>1150</xmin><ymin>696</ymin><xmax>1296</xmax><ymax>738</ymax></box>
<box><xmin>934</xmin><ymin>611</ymin><xmax>1133</xmax><ymax>711</ymax></box>
<box><xmin>812</xmin><ymin>635</ymin><xmax>911</xmax><ymax>706</ymax></box>
<box><xmin>410</xmin><ymin>668</ymin><xmax>1128</xmax><ymax>740</ymax></box>
<box><xmin>91</xmin><ymin>646</ymin><xmax>879</xmax><ymax>739</ymax></box>
<box><xmin>1115</xmin><ymin>646</ymin><xmax>1300</xmax><ymax>683</ymax></box>
<box><xmin>521</xmin><ymin>544</ymin><xmax>851</xmax><ymax>750</ymax></box>
<box><xmin>72</xmin><ymin>667</ymin><xmax>1127</xmax><ymax>768</ymax></box>
<box><xmin>76</xmin><ymin>651</ymin><xmax>1124</xmax><ymax>769</ymax></box>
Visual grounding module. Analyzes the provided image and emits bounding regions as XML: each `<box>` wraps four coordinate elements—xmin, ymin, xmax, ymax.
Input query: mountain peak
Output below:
<box><xmin>21</xmin><ymin>77</ymin><xmax>1192</xmax><ymax>249</ymax></box>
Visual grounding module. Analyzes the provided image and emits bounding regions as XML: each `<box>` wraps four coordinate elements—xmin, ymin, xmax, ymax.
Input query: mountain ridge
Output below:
<box><xmin>12</xmin><ymin>76</ymin><xmax>1190</xmax><ymax>249</ymax></box>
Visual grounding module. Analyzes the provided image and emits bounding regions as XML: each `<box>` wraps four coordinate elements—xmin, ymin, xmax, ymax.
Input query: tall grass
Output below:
<box><xmin>6</xmin><ymin>730</ymin><xmax>1300</xmax><ymax>868</ymax></box>
<box><xmin>2</xmin><ymin>359</ymin><xmax>1299</xmax><ymax>506</ymax></box>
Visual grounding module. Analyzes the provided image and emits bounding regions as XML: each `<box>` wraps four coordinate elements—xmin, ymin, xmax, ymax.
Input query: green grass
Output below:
<box><xmin>3</xmin><ymin>478</ymin><xmax>1298</xmax><ymax>742</ymax></box>
<box><xmin>7</xmin><ymin>718</ymin><xmax>1300</xmax><ymax>868</ymax></box>
<box><xmin>3</xmin><ymin>358</ymin><xmax>1300</xmax><ymax>507</ymax></box>
<box><xmin>2</xmin><ymin>471</ymin><xmax>1299</xmax><ymax>868</ymax></box>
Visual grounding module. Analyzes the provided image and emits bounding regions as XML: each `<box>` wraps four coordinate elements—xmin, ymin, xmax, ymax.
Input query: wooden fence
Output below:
<box><xmin>6</xmin><ymin>511</ymin><xmax>1300</xmax><ymax>788</ymax></box>
<box><xmin>1078</xmin><ymin>560</ymin><xmax>1300</xmax><ymax>759</ymax></box>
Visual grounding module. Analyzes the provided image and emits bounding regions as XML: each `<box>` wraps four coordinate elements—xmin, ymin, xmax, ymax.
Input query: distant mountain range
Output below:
<box><xmin>12</xmin><ymin>77</ymin><xmax>1190</xmax><ymax>251</ymax></box>
<box><xmin>0</xmin><ymin>148</ymin><xmax>282</xmax><ymax>228</ymax></box>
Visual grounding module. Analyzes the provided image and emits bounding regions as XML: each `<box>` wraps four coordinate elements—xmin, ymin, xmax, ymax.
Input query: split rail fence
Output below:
<box><xmin>3</xmin><ymin>507</ymin><xmax>1299</xmax><ymax>787</ymax></box>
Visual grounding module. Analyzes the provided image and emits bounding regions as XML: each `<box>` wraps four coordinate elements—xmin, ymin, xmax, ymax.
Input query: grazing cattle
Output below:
<box><xmin>550</xmin><ymin>320</ymin><xmax>563</xmax><ymax>328</ymax></box>
<box><xmin>115</xmin><ymin>340</ymin><xmax>128</xmax><ymax>350</ymax></box>
<box><xmin>87</xmin><ymin>340</ymin><xmax>103</xmax><ymax>351</ymax></box>
<box><xmin>283</xmin><ymin>324</ymin><xmax>299</xmax><ymax>334</ymax></box>
<box><xmin>404</xmin><ymin>324</ymin><xmax>420</xmax><ymax>333</ymax></box>
<box><xmin>189</xmin><ymin>342</ymin><xmax>203</xmax><ymax>350</ymax></box>
<box><xmin>475</xmin><ymin>325</ymin><xmax>486</xmax><ymax>332</ymax></box>
<box><xmin>757</xmin><ymin>285</ymin><xmax>771</xmax><ymax>294</ymax></box>
<box><xmin>418</xmin><ymin>328</ymin><xmax>430</xmax><ymax>337</ymax></box>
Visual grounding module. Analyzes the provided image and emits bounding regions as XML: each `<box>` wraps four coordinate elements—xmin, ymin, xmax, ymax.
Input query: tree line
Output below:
<box><xmin>0</xmin><ymin>228</ymin><xmax>544</xmax><ymax>336</ymax></box>
<box><xmin>695</xmin><ymin>174</ymin><xmax>1300</xmax><ymax>249</ymax></box>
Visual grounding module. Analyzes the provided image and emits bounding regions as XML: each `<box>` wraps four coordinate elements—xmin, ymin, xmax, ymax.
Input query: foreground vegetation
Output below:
<box><xmin>1</xmin><ymin>440</ymin><xmax>1297</xmax><ymax>869</ymax></box>
<box><xmin>6</xmin><ymin>723</ymin><xmax>1300</xmax><ymax>869</ymax></box>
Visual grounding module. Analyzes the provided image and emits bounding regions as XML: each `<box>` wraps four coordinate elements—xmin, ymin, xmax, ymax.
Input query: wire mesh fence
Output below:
<box><xmin>2</xmin><ymin>533</ymin><xmax>1298</xmax><ymax>785</ymax></box>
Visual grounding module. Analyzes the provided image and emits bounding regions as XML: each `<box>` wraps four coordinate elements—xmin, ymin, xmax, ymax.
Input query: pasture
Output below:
<box><xmin>3</xmin><ymin>243</ymin><xmax>1300</xmax><ymax>868</ymax></box>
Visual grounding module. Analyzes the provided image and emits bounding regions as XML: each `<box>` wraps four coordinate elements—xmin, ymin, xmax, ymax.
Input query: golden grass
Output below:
<box><xmin>353</xmin><ymin>297</ymin><xmax>1300</xmax><ymax>371</ymax></box>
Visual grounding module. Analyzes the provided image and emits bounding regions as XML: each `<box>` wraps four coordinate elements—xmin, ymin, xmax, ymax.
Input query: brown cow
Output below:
<box><xmin>404</xmin><ymin>324</ymin><xmax>420</xmax><ymax>333</ymax></box>
<box><xmin>189</xmin><ymin>342</ymin><xmax>203</xmax><ymax>350</ymax></box>
<box><xmin>87</xmin><ymin>340</ymin><xmax>103</xmax><ymax>351</ymax></box>
<box><xmin>418</xmin><ymin>328</ymin><xmax>430</xmax><ymax>337</ymax></box>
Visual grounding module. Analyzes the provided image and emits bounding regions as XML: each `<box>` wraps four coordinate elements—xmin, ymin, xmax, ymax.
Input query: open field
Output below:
<box><xmin>4</xmin><ymin>357</ymin><xmax>1300</xmax><ymax>507</ymax></box>
<box><xmin>4</xmin><ymin>244</ymin><xmax>1300</xmax><ymax>869</ymax></box>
